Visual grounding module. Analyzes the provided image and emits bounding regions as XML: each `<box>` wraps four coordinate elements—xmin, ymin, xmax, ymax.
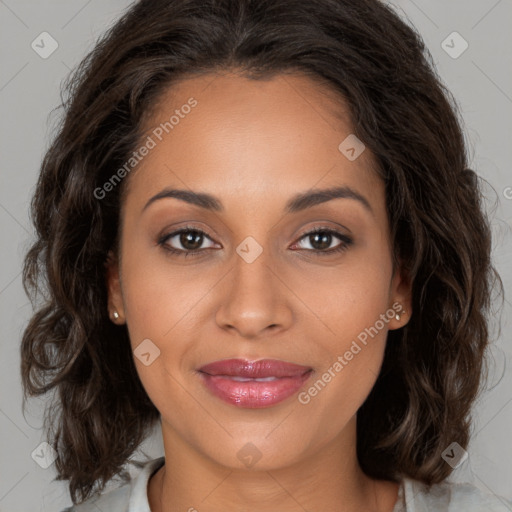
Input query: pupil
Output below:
<box><xmin>181</xmin><ymin>231</ymin><xmax>202</xmax><ymax>250</ymax></box>
<box><xmin>311</xmin><ymin>232</ymin><xmax>331</xmax><ymax>250</ymax></box>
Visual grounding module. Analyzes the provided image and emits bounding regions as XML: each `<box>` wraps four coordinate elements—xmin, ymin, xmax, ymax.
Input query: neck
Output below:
<box><xmin>148</xmin><ymin>418</ymin><xmax>399</xmax><ymax>512</ymax></box>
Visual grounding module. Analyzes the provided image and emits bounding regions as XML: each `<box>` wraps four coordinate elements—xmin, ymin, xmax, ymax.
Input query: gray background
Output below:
<box><xmin>1</xmin><ymin>1</ymin><xmax>511</xmax><ymax>511</ymax></box>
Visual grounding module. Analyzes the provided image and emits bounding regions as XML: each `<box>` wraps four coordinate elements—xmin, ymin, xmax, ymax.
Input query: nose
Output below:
<box><xmin>215</xmin><ymin>243</ymin><xmax>293</xmax><ymax>339</ymax></box>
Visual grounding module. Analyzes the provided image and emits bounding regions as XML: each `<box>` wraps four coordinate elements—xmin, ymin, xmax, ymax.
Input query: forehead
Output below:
<box><xmin>123</xmin><ymin>71</ymin><xmax>384</xmax><ymax>217</ymax></box>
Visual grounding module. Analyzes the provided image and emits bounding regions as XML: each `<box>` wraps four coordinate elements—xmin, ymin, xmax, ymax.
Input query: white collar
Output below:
<box><xmin>128</xmin><ymin>456</ymin><xmax>165</xmax><ymax>512</ymax></box>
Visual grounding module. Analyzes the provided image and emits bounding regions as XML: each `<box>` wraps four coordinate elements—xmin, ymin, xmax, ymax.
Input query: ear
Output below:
<box><xmin>388</xmin><ymin>262</ymin><xmax>412</xmax><ymax>330</ymax></box>
<box><xmin>105</xmin><ymin>250</ymin><xmax>125</xmax><ymax>324</ymax></box>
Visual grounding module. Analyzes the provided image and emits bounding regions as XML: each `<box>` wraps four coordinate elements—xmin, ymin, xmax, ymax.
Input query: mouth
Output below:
<box><xmin>197</xmin><ymin>358</ymin><xmax>313</xmax><ymax>408</ymax></box>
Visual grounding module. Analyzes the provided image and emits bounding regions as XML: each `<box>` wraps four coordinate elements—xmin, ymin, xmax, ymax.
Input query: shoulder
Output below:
<box><xmin>59</xmin><ymin>456</ymin><xmax>165</xmax><ymax>512</ymax></box>
<box><xmin>398</xmin><ymin>477</ymin><xmax>512</xmax><ymax>512</ymax></box>
<box><xmin>60</xmin><ymin>484</ymin><xmax>131</xmax><ymax>512</ymax></box>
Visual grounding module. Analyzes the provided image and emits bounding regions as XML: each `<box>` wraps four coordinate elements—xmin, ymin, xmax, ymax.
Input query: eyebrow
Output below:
<box><xmin>142</xmin><ymin>185</ymin><xmax>373</xmax><ymax>215</ymax></box>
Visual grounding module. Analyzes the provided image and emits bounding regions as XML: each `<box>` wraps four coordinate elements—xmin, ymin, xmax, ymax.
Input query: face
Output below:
<box><xmin>107</xmin><ymin>71</ymin><xmax>411</xmax><ymax>471</ymax></box>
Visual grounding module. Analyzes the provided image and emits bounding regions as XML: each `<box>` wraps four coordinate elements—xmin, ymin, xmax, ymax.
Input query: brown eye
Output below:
<box><xmin>291</xmin><ymin>228</ymin><xmax>353</xmax><ymax>255</ymax></box>
<box><xmin>308</xmin><ymin>231</ymin><xmax>333</xmax><ymax>250</ymax></box>
<box><xmin>178</xmin><ymin>230</ymin><xmax>204</xmax><ymax>250</ymax></box>
<box><xmin>158</xmin><ymin>227</ymin><xmax>218</xmax><ymax>256</ymax></box>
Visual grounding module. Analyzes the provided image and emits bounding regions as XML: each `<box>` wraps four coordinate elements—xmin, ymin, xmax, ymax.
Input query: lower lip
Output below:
<box><xmin>199</xmin><ymin>371</ymin><xmax>313</xmax><ymax>408</ymax></box>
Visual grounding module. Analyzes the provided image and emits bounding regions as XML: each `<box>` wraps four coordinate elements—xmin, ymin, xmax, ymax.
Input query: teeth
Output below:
<box><xmin>226</xmin><ymin>376</ymin><xmax>279</xmax><ymax>382</ymax></box>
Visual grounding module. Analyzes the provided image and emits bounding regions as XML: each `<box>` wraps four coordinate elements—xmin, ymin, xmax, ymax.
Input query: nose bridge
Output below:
<box><xmin>215</xmin><ymin>235</ymin><xmax>292</xmax><ymax>337</ymax></box>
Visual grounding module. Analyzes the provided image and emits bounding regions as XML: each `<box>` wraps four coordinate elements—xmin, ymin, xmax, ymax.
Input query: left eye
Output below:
<box><xmin>291</xmin><ymin>228</ymin><xmax>352</xmax><ymax>253</ymax></box>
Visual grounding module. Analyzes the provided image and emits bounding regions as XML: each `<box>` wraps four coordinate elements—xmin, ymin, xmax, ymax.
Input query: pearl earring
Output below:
<box><xmin>112</xmin><ymin>310</ymin><xmax>120</xmax><ymax>320</ymax></box>
<box><xmin>395</xmin><ymin>310</ymin><xmax>406</xmax><ymax>321</ymax></box>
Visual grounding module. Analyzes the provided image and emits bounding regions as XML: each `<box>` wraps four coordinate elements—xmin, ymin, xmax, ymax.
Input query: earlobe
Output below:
<box><xmin>389</xmin><ymin>265</ymin><xmax>413</xmax><ymax>330</ymax></box>
<box><xmin>105</xmin><ymin>250</ymin><xmax>125</xmax><ymax>324</ymax></box>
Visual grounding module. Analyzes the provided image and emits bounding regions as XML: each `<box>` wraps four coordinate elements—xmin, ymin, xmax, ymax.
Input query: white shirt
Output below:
<box><xmin>62</xmin><ymin>456</ymin><xmax>512</xmax><ymax>511</ymax></box>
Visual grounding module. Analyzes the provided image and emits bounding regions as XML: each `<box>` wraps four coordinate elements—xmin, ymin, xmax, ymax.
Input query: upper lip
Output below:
<box><xmin>198</xmin><ymin>358</ymin><xmax>312</xmax><ymax>378</ymax></box>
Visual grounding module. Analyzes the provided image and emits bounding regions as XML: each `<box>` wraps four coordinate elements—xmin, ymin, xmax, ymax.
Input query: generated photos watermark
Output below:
<box><xmin>93</xmin><ymin>97</ymin><xmax>198</xmax><ymax>200</ymax></box>
<box><xmin>298</xmin><ymin>302</ymin><xmax>402</xmax><ymax>404</ymax></box>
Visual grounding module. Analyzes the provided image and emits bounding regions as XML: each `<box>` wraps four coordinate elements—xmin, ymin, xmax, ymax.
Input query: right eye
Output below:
<box><xmin>158</xmin><ymin>227</ymin><xmax>219</xmax><ymax>257</ymax></box>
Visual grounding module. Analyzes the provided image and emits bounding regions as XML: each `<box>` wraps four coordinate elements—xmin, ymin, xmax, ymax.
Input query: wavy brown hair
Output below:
<box><xmin>21</xmin><ymin>0</ymin><xmax>502</xmax><ymax>505</ymax></box>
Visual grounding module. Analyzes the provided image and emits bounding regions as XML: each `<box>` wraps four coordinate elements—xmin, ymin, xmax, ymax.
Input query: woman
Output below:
<box><xmin>21</xmin><ymin>0</ymin><xmax>511</xmax><ymax>510</ymax></box>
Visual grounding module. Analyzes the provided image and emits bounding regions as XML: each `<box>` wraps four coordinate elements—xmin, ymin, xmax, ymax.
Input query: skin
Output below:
<box><xmin>106</xmin><ymin>70</ymin><xmax>412</xmax><ymax>512</ymax></box>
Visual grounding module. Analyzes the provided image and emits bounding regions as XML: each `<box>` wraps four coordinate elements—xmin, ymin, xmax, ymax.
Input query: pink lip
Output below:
<box><xmin>198</xmin><ymin>358</ymin><xmax>313</xmax><ymax>408</ymax></box>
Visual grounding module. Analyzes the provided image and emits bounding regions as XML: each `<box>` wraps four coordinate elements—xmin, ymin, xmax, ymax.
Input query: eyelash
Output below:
<box><xmin>157</xmin><ymin>225</ymin><xmax>353</xmax><ymax>258</ymax></box>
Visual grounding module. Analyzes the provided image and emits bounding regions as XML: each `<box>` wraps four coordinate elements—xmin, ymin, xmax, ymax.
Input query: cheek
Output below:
<box><xmin>120</xmin><ymin>247</ymin><xmax>213</xmax><ymax>346</ymax></box>
<box><xmin>295</xmin><ymin>289</ymin><xmax>392</xmax><ymax>449</ymax></box>
<box><xmin>290</xmin><ymin>247</ymin><xmax>393</xmax><ymax>341</ymax></box>
<box><xmin>291</xmin><ymin>246</ymin><xmax>393</xmax><ymax>408</ymax></box>
<box><xmin>118</xmin><ymin>251</ymin><xmax>205</xmax><ymax>411</ymax></box>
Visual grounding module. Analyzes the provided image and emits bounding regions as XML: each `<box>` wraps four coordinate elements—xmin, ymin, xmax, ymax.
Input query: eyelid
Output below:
<box><xmin>295</xmin><ymin>222</ymin><xmax>351</xmax><ymax>238</ymax></box>
<box><xmin>158</xmin><ymin>225</ymin><xmax>219</xmax><ymax>248</ymax></box>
